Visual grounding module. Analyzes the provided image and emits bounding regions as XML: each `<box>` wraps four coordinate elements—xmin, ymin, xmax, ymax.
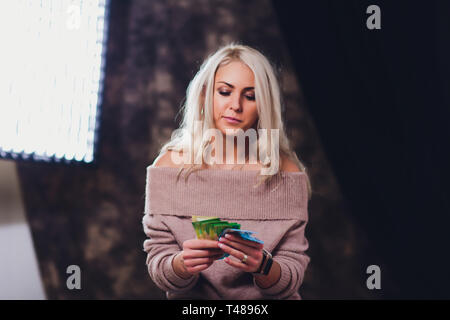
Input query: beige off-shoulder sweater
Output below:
<box><xmin>142</xmin><ymin>166</ymin><xmax>310</xmax><ymax>300</ymax></box>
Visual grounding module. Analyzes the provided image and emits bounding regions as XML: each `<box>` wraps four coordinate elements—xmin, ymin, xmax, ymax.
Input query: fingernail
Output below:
<box><xmin>219</xmin><ymin>237</ymin><xmax>224</xmax><ymax>242</ymax></box>
<box><xmin>218</xmin><ymin>243</ymin><xmax>223</xmax><ymax>248</ymax></box>
<box><xmin>225</xmin><ymin>234</ymin><xmax>231</xmax><ymax>238</ymax></box>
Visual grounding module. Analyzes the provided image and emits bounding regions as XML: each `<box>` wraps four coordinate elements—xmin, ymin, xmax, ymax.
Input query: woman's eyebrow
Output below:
<box><xmin>216</xmin><ymin>81</ymin><xmax>254</xmax><ymax>90</ymax></box>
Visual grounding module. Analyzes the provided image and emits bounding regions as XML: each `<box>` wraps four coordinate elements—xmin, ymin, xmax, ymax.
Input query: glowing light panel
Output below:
<box><xmin>0</xmin><ymin>0</ymin><xmax>109</xmax><ymax>163</ymax></box>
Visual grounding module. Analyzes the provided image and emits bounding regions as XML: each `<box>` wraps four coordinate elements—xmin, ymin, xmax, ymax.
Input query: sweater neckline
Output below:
<box><xmin>145</xmin><ymin>165</ymin><xmax>309</xmax><ymax>220</ymax></box>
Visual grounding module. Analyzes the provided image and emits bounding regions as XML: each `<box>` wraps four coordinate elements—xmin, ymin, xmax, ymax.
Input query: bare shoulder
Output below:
<box><xmin>280</xmin><ymin>154</ymin><xmax>300</xmax><ymax>172</ymax></box>
<box><xmin>152</xmin><ymin>150</ymin><xmax>185</xmax><ymax>168</ymax></box>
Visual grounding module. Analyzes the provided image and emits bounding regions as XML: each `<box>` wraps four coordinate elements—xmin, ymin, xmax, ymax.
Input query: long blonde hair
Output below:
<box><xmin>157</xmin><ymin>43</ymin><xmax>312</xmax><ymax>199</ymax></box>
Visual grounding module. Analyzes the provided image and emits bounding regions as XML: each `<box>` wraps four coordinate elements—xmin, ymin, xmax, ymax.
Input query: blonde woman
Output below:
<box><xmin>142</xmin><ymin>43</ymin><xmax>312</xmax><ymax>299</ymax></box>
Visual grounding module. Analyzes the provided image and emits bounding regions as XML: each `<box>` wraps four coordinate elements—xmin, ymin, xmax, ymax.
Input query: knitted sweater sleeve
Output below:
<box><xmin>142</xmin><ymin>213</ymin><xmax>199</xmax><ymax>292</ymax></box>
<box><xmin>254</xmin><ymin>218</ymin><xmax>310</xmax><ymax>299</ymax></box>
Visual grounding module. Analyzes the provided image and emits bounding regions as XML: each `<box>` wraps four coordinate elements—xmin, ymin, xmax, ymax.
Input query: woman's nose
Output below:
<box><xmin>230</xmin><ymin>94</ymin><xmax>242</xmax><ymax>112</ymax></box>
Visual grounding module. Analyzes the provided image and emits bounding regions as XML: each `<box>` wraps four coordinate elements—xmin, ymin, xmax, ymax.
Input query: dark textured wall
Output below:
<box><xmin>17</xmin><ymin>0</ymin><xmax>376</xmax><ymax>299</ymax></box>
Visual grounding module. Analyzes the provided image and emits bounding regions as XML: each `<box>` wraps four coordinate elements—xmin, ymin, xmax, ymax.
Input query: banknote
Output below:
<box><xmin>192</xmin><ymin>216</ymin><xmax>264</xmax><ymax>259</ymax></box>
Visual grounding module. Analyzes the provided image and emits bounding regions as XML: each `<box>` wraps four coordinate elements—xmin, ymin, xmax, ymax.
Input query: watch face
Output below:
<box><xmin>262</xmin><ymin>248</ymin><xmax>272</xmax><ymax>258</ymax></box>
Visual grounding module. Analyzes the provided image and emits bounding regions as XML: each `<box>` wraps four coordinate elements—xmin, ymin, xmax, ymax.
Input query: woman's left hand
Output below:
<box><xmin>218</xmin><ymin>233</ymin><xmax>264</xmax><ymax>273</ymax></box>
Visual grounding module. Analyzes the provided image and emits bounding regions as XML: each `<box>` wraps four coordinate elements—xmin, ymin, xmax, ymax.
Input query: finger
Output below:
<box><xmin>198</xmin><ymin>248</ymin><xmax>224</xmax><ymax>256</ymax></box>
<box><xmin>223</xmin><ymin>233</ymin><xmax>263</xmax><ymax>249</ymax></box>
<box><xmin>224</xmin><ymin>256</ymin><xmax>251</xmax><ymax>272</ymax></box>
<box><xmin>184</xmin><ymin>257</ymin><xmax>217</xmax><ymax>267</ymax></box>
<box><xmin>184</xmin><ymin>239</ymin><xmax>220</xmax><ymax>250</ymax></box>
<box><xmin>183</xmin><ymin>249</ymin><xmax>223</xmax><ymax>259</ymax></box>
<box><xmin>186</xmin><ymin>263</ymin><xmax>211</xmax><ymax>274</ymax></box>
<box><xmin>219</xmin><ymin>236</ymin><xmax>261</xmax><ymax>258</ymax></box>
<box><xmin>218</xmin><ymin>243</ymin><xmax>258</xmax><ymax>267</ymax></box>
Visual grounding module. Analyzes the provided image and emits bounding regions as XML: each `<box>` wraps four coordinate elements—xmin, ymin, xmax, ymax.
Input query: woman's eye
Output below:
<box><xmin>218</xmin><ymin>91</ymin><xmax>254</xmax><ymax>101</ymax></box>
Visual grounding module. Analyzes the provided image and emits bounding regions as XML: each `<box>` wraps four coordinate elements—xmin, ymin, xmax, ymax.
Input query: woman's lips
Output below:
<box><xmin>223</xmin><ymin>116</ymin><xmax>242</xmax><ymax>124</ymax></box>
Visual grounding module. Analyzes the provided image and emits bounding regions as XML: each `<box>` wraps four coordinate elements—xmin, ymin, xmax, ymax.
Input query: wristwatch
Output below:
<box><xmin>253</xmin><ymin>249</ymin><xmax>273</xmax><ymax>276</ymax></box>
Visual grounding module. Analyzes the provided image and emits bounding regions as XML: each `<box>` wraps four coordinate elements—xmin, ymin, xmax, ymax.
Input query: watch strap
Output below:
<box><xmin>262</xmin><ymin>255</ymin><xmax>273</xmax><ymax>275</ymax></box>
<box><xmin>252</xmin><ymin>249</ymin><xmax>272</xmax><ymax>275</ymax></box>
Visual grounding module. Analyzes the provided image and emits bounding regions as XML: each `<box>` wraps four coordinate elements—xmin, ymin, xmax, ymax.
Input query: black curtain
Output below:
<box><xmin>273</xmin><ymin>0</ymin><xmax>450</xmax><ymax>298</ymax></box>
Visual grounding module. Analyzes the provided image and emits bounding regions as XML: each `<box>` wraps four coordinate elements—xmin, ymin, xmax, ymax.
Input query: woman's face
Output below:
<box><xmin>213</xmin><ymin>60</ymin><xmax>259</xmax><ymax>136</ymax></box>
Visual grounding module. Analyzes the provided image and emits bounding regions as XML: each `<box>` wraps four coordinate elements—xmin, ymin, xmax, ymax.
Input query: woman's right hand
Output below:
<box><xmin>173</xmin><ymin>239</ymin><xmax>223</xmax><ymax>278</ymax></box>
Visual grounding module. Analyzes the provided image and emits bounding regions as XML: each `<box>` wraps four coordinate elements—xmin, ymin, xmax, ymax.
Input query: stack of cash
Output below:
<box><xmin>191</xmin><ymin>216</ymin><xmax>264</xmax><ymax>244</ymax></box>
<box><xmin>192</xmin><ymin>216</ymin><xmax>240</xmax><ymax>240</ymax></box>
<box><xmin>191</xmin><ymin>215</ymin><xmax>264</xmax><ymax>260</ymax></box>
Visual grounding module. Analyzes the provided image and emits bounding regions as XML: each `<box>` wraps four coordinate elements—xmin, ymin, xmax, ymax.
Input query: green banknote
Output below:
<box><xmin>191</xmin><ymin>216</ymin><xmax>241</xmax><ymax>240</ymax></box>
